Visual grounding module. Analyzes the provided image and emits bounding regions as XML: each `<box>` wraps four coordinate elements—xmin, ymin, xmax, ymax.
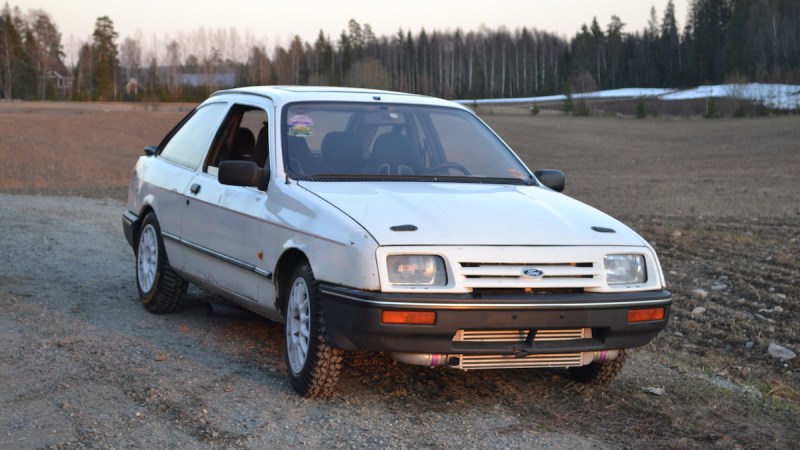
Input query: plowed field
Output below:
<box><xmin>1</xmin><ymin>101</ymin><xmax>798</xmax><ymax>448</ymax></box>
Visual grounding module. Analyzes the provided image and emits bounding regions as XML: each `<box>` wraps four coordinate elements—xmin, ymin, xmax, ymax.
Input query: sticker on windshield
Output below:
<box><xmin>508</xmin><ymin>168</ymin><xmax>526</xmax><ymax>179</ymax></box>
<box><xmin>287</xmin><ymin>115</ymin><xmax>314</xmax><ymax>137</ymax></box>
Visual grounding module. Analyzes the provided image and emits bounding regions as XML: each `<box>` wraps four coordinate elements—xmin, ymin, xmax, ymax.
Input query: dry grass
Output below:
<box><xmin>0</xmin><ymin>101</ymin><xmax>192</xmax><ymax>200</ymax></box>
<box><xmin>1</xmin><ymin>101</ymin><xmax>798</xmax><ymax>447</ymax></box>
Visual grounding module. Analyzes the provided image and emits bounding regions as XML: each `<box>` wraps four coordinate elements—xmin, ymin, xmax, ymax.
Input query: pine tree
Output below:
<box><xmin>92</xmin><ymin>16</ymin><xmax>118</xmax><ymax>100</ymax></box>
<box><xmin>661</xmin><ymin>0</ymin><xmax>681</xmax><ymax>86</ymax></box>
<box><xmin>562</xmin><ymin>80</ymin><xmax>574</xmax><ymax>115</ymax></box>
<box><xmin>636</xmin><ymin>96</ymin><xmax>647</xmax><ymax>118</ymax></box>
<box><xmin>606</xmin><ymin>16</ymin><xmax>625</xmax><ymax>88</ymax></box>
<box><xmin>0</xmin><ymin>4</ymin><xmax>24</xmax><ymax>99</ymax></box>
<box><xmin>691</xmin><ymin>0</ymin><xmax>733</xmax><ymax>83</ymax></box>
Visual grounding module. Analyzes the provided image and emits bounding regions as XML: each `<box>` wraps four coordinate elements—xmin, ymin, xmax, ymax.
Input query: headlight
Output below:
<box><xmin>604</xmin><ymin>254</ymin><xmax>647</xmax><ymax>285</ymax></box>
<box><xmin>387</xmin><ymin>255</ymin><xmax>447</xmax><ymax>286</ymax></box>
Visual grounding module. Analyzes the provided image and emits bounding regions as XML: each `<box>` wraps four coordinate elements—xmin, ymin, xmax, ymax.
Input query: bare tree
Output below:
<box><xmin>28</xmin><ymin>9</ymin><xmax>62</xmax><ymax>99</ymax></box>
<box><xmin>165</xmin><ymin>39</ymin><xmax>180</xmax><ymax>98</ymax></box>
<box><xmin>119</xmin><ymin>36</ymin><xmax>141</xmax><ymax>93</ymax></box>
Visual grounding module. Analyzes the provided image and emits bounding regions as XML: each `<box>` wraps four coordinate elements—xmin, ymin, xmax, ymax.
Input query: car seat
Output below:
<box><xmin>252</xmin><ymin>124</ymin><xmax>269</xmax><ymax>167</ymax></box>
<box><xmin>229</xmin><ymin>128</ymin><xmax>256</xmax><ymax>161</ymax></box>
<box><xmin>366</xmin><ymin>131</ymin><xmax>423</xmax><ymax>175</ymax></box>
<box><xmin>320</xmin><ymin>131</ymin><xmax>365</xmax><ymax>174</ymax></box>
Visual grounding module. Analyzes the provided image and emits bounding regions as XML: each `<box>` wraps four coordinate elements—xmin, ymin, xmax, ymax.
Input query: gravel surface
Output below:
<box><xmin>1</xmin><ymin>104</ymin><xmax>798</xmax><ymax>448</ymax></box>
<box><xmin>0</xmin><ymin>194</ymin><xmax>615</xmax><ymax>448</ymax></box>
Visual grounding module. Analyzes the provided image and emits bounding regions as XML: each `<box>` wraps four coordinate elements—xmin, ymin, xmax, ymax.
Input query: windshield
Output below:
<box><xmin>282</xmin><ymin>102</ymin><xmax>533</xmax><ymax>184</ymax></box>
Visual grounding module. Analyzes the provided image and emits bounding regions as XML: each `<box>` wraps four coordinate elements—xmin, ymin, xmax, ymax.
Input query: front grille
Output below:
<box><xmin>470</xmin><ymin>288</ymin><xmax>585</xmax><ymax>295</ymax></box>
<box><xmin>457</xmin><ymin>261</ymin><xmax>601</xmax><ymax>290</ymax></box>
<box><xmin>453</xmin><ymin>328</ymin><xmax>591</xmax><ymax>343</ymax></box>
<box><xmin>456</xmin><ymin>353</ymin><xmax>584</xmax><ymax>369</ymax></box>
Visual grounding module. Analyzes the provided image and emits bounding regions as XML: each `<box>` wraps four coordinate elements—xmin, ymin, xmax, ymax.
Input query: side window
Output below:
<box><xmin>160</xmin><ymin>103</ymin><xmax>226</xmax><ymax>169</ymax></box>
<box><xmin>205</xmin><ymin>105</ymin><xmax>269</xmax><ymax>176</ymax></box>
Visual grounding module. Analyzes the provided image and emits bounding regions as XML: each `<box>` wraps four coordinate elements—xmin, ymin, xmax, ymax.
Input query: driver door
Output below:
<box><xmin>180</xmin><ymin>99</ymin><xmax>276</xmax><ymax>306</ymax></box>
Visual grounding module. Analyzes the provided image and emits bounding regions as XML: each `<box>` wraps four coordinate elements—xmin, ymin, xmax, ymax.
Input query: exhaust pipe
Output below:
<box><xmin>391</xmin><ymin>353</ymin><xmax>449</xmax><ymax>367</ymax></box>
<box><xmin>591</xmin><ymin>349</ymin><xmax>620</xmax><ymax>363</ymax></box>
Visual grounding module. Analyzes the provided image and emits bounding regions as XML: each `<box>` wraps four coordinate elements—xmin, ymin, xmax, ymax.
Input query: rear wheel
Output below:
<box><xmin>135</xmin><ymin>212</ymin><xmax>188</xmax><ymax>313</ymax></box>
<box><xmin>284</xmin><ymin>263</ymin><xmax>343</xmax><ymax>398</ymax></box>
<box><xmin>568</xmin><ymin>349</ymin><xmax>626</xmax><ymax>385</ymax></box>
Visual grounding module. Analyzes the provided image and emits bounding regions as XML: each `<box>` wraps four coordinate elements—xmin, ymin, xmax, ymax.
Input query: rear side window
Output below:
<box><xmin>160</xmin><ymin>103</ymin><xmax>226</xmax><ymax>169</ymax></box>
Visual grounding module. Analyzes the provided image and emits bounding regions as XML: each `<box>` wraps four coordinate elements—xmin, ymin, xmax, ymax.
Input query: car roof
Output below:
<box><xmin>208</xmin><ymin>85</ymin><xmax>467</xmax><ymax>110</ymax></box>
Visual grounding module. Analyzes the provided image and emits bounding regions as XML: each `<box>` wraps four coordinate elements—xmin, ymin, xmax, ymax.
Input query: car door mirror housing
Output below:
<box><xmin>534</xmin><ymin>169</ymin><xmax>565</xmax><ymax>192</ymax></box>
<box><xmin>219</xmin><ymin>160</ymin><xmax>269</xmax><ymax>191</ymax></box>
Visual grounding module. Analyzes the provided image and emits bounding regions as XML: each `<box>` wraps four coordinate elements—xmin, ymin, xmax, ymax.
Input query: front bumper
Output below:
<box><xmin>321</xmin><ymin>285</ymin><xmax>671</xmax><ymax>355</ymax></box>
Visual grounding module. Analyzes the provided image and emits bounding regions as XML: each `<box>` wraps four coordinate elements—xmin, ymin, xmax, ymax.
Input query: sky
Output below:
<box><xmin>16</xmin><ymin>0</ymin><xmax>689</xmax><ymax>64</ymax></box>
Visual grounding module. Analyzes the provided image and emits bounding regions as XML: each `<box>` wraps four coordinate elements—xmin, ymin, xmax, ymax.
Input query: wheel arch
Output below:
<box><xmin>274</xmin><ymin>248</ymin><xmax>311</xmax><ymax>317</ymax></box>
<box><xmin>132</xmin><ymin>205</ymin><xmax>156</xmax><ymax>251</ymax></box>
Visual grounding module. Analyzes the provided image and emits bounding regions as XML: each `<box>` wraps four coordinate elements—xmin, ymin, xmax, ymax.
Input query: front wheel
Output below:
<box><xmin>284</xmin><ymin>263</ymin><xmax>343</xmax><ymax>398</ymax></box>
<box><xmin>135</xmin><ymin>212</ymin><xmax>188</xmax><ymax>313</ymax></box>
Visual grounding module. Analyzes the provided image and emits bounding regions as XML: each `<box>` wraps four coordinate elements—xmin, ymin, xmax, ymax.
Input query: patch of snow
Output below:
<box><xmin>660</xmin><ymin>85</ymin><xmax>731</xmax><ymax>101</ymax></box>
<box><xmin>456</xmin><ymin>83</ymin><xmax>800</xmax><ymax>110</ymax></box>
<box><xmin>660</xmin><ymin>83</ymin><xmax>800</xmax><ymax>109</ymax></box>
<box><xmin>454</xmin><ymin>94</ymin><xmax>565</xmax><ymax>105</ymax></box>
<box><xmin>577</xmin><ymin>88</ymin><xmax>675</xmax><ymax>99</ymax></box>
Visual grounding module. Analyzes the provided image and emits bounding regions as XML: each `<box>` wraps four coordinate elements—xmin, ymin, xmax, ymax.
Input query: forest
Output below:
<box><xmin>1</xmin><ymin>0</ymin><xmax>799</xmax><ymax>102</ymax></box>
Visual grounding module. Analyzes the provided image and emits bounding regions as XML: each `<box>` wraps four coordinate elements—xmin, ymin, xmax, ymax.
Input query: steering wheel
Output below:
<box><xmin>427</xmin><ymin>162</ymin><xmax>472</xmax><ymax>176</ymax></box>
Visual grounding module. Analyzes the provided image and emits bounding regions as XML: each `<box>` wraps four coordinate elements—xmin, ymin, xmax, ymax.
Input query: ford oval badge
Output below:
<box><xmin>521</xmin><ymin>268</ymin><xmax>545</xmax><ymax>278</ymax></box>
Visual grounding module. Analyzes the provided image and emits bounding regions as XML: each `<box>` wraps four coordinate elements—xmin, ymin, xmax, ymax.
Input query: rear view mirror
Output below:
<box><xmin>219</xmin><ymin>160</ymin><xmax>269</xmax><ymax>191</ymax></box>
<box><xmin>534</xmin><ymin>169</ymin><xmax>565</xmax><ymax>192</ymax></box>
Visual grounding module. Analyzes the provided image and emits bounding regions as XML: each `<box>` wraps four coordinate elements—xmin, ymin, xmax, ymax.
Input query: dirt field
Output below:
<box><xmin>1</xmin><ymin>101</ymin><xmax>798</xmax><ymax>448</ymax></box>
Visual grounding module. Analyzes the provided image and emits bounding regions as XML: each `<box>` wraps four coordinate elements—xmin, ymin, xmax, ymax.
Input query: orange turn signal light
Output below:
<box><xmin>628</xmin><ymin>307</ymin><xmax>665</xmax><ymax>323</ymax></box>
<box><xmin>381</xmin><ymin>310</ymin><xmax>436</xmax><ymax>325</ymax></box>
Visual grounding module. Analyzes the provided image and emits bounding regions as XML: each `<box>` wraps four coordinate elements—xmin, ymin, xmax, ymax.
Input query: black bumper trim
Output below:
<box><xmin>320</xmin><ymin>285</ymin><xmax>672</xmax><ymax>310</ymax></box>
<box><xmin>122</xmin><ymin>210</ymin><xmax>139</xmax><ymax>248</ymax></box>
<box><xmin>320</xmin><ymin>284</ymin><xmax>671</xmax><ymax>355</ymax></box>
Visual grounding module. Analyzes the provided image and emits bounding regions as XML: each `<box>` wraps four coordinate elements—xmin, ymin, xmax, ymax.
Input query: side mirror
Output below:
<box><xmin>534</xmin><ymin>169</ymin><xmax>565</xmax><ymax>192</ymax></box>
<box><xmin>144</xmin><ymin>145</ymin><xmax>157</xmax><ymax>156</ymax></box>
<box><xmin>219</xmin><ymin>160</ymin><xmax>269</xmax><ymax>191</ymax></box>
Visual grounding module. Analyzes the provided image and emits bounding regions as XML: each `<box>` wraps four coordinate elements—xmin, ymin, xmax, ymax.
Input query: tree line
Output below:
<box><xmin>1</xmin><ymin>0</ymin><xmax>799</xmax><ymax>102</ymax></box>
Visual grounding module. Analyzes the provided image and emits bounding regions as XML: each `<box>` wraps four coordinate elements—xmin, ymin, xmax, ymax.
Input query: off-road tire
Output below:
<box><xmin>284</xmin><ymin>263</ymin><xmax>343</xmax><ymax>398</ymax></box>
<box><xmin>135</xmin><ymin>212</ymin><xmax>188</xmax><ymax>314</ymax></box>
<box><xmin>568</xmin><ymin>349</ymin><xmax>626</xmax><ymax>385</ymax></box>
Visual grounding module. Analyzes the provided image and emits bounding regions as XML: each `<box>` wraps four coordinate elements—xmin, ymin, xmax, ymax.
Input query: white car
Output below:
<box><xmin>123</xmin><ymin>86</ymin><xmax>671</xmax><ymax>397</ymax></box>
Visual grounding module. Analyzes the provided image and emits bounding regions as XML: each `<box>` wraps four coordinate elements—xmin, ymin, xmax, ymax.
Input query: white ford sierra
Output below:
<box><xmin>122</xmin><ymin>86</ymin><xmax>671</xmax><ymax>397</ymax></box>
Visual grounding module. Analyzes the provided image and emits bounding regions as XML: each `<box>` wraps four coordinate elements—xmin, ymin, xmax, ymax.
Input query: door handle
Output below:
<box><xmin>190</xmin><ymin>183</ymin><xmax>201</xmax><ymax>195</ymax></box>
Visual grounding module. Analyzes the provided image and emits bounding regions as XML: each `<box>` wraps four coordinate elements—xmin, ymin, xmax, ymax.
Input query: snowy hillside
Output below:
<box><xmin>458</xmin><ymin>83</ymin><xmax>800</xmax><ymax>110</ymax></box>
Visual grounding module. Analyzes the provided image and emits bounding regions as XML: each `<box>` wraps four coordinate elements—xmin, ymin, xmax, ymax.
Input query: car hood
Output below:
<box><xmin>300</xmin><ymin>181</ymin><xmax>646</xmax><ymax>247</ymax></box>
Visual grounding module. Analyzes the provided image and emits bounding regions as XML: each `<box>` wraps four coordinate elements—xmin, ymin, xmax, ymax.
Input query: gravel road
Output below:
<box><xmin>2</xmin><ymin>193</ymin><xmax>798</xmax><ymax>449</ymax></box>
<box><xmin>1</xmin><ymin>194</ymin><xmax>615</xmax><ymax>449</ymax></box>
<box><xmin>1</xmin><ymin>105</ymin><xmax>798</xmax><ymax>448</ymax></box>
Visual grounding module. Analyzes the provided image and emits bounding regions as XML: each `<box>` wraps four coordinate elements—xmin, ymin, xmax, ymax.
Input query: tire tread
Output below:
<box><xmin>137</xmin><ymin>213</ymin><xmax>188</xmax><ymax>314</ymax></box>
<box><xmin>288</xmin><ymin>262</ymin><xmax>343</xmax><ymax>398</ymax></box>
